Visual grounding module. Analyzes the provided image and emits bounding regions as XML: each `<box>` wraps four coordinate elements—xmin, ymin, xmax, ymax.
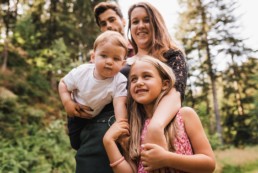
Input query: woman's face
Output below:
<box><xmin>130</xmin><ymin>7</ymin><xmax>153</xmax><ymax>54</ymax></box>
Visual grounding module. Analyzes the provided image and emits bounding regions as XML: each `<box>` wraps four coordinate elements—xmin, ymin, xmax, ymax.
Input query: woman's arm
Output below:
<box><xmin>141</xmin><ymin>107</ymin><xmax>216</xmax><ymax>173</ymax></box>
<box><xmin>103</xmin><ymin>120</ymin><xmax>135</xmax><ymax>173</ymax></box>
<box><xmin>144</xmin><ymin>88</ymin><xmax>181</xmax><ymax>148</ymax></box>
<box><xmin>144</xmin><ymin>50</ymin><xmax>188</xmax><ymax>148</ymax></box>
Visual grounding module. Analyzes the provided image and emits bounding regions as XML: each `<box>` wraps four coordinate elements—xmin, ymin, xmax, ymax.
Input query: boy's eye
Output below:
<box><xmin>101</xmin><ymin>54</ymin><xmax>107</xmax><ymax>58</ymax></box>
<box><xmin>114</xmin><ymin>57</ymin><xmax>121</xmax><ymax>61</ymax></box>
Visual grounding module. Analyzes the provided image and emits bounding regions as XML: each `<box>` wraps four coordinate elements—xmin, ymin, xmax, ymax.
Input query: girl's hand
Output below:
<box><xmin>141</xmin><ymin>143</ymin><xmax>168</xmax><ymax>171</ymax></box>
<box><xmin>104</xmin><ymin>119</ymin><xmax>129</xmax><ymax>142</ymax></box>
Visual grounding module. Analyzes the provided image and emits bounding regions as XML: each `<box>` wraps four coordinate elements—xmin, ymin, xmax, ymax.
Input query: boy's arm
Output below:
<box><xmin>58</xmin><ymin>79</ymin><xmax>79</xmax><ymax>116</ymax></box>
<box><xmin>59</xmin><ymin>79</ymin><xmax>93</xmax><ymax>118</ymax></box>
<box><xmin>113</xmin><ymin>96</ymin><xmax>127</xmax><ymax>121</ymax></box>
<box><xmin>144</xmin><ymin>88</ymin><xmax>181</xmax><ymax>149</ymax></box>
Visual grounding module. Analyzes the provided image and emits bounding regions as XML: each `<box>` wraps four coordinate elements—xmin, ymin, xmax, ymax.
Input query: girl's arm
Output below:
<box><xmin>141</xmin><ymin>107</ymin><xmax>216</xmax><ymax>173</ymax></box>
<box><xmin>103</xmin><ymin>120</ymin><xmax>135</xmax><ymax>173</ymax></box>
<box><xmin>145</xmin><ymin>50</ymin><xmax>187</xmax><ymax>148</ymax></box>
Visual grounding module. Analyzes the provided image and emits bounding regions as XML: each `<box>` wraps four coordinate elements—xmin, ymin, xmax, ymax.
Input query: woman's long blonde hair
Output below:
<box><xmin>127</xmin><ymin>55</ymin><xmax>177</xmax><ymax>163</ymax></box>
<box><xmin>127</xmin><ymin>2</ymin><xmax>181</xmax><ymax>62</ymax></box>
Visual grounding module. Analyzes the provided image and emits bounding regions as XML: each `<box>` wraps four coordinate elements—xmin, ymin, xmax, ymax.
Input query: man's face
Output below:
<box><xmin>98</xmin><ymin>9</ymin><xmax>125</xmax><ymax>35</ymax></box>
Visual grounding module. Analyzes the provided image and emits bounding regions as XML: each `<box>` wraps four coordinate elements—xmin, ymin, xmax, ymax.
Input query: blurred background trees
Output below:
<box><xmin>0</xmin><ymin>0</ymin><xmax>257</xmax><ymax>172</ymax></box>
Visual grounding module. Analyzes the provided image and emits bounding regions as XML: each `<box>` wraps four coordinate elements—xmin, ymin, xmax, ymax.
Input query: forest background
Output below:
<box><xmin>0</xmin><ymin>0</ymin><xmax>257</xmax><ymax>173</ymax></box>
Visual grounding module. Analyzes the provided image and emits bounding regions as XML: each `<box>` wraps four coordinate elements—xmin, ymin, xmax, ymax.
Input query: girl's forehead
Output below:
<box><xmin>130</xmin><ymin>60</ymin><xmax>157</xmax><ymax>73</ymax></box>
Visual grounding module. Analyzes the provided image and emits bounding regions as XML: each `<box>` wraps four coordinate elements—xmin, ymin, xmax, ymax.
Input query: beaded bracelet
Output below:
<box><xmin>110</xmin><ymin>156</ymin><xmax>125</xmax><ymax>167</ymax></box>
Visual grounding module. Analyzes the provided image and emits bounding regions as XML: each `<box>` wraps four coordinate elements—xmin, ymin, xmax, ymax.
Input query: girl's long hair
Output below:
<box><xmin>127</xmin><ymin>2</ymin><xmax>181</xmax><ymax>62</ymax></box>
<box><xmin>127</xmin><ymin>56</ymin><xmax>176</xmax><ymax>163</ymax></box>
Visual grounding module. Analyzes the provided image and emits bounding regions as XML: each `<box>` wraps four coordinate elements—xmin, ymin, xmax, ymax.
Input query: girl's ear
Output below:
<box><xmin>162</xmin><ymin>80</ymin><xmax>170</xmax><ymax>91</ymax></box>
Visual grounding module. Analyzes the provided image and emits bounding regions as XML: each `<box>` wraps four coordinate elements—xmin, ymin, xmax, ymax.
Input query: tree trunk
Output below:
<box><xmin>198</xmin><ymin>0</ymin><xmax>223</xmax><ymax>144</ymax></box>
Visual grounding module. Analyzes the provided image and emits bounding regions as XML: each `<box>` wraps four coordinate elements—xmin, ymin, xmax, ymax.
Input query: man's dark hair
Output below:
<box><xmin>94</xmin><ymin>2</ymin><xmax>123</xmax><ymax>26</ymax></box>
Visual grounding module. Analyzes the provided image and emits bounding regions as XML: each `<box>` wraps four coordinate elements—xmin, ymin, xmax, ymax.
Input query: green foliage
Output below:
<box><xmin>0</xmin><ymin>98</ymin><xmax>75</xmax><ymax>173</ymax></box>
<box><xmin>176</xmin><ymin>0</ymin><xmax>258</xmax><ymax>147</ymax></box>
<box><xmin>221</xmin><ymin>161</ymin><xmax>258</xmax><ymax>173</ymax></box>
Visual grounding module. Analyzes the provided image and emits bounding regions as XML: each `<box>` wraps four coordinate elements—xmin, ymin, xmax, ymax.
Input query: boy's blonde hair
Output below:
<box><xmin>93</xmin><ymin>31</ymin><xmax>128</xmax><ymax>59</ymax></box>
<box><xmin>127</xmin><ymin>55</ymin><xmax>176</xmax><ymax>162</ymax></box>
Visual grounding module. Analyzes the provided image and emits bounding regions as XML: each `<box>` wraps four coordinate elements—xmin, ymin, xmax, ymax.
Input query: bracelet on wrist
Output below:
<box><xmin>110</xmin><ymin>156</ymin><xmax>125</xmax><ymax>167</ymax></box>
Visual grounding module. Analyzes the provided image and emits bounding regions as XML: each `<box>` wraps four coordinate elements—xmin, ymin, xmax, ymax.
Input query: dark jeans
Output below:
<box><xmin>68</xmin><ymin>103</ymin><xmax>115</xmax><ymax>173</ymax></box>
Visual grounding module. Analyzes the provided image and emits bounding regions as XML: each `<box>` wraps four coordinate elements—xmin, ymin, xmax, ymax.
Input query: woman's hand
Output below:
<box><xmin>141</xmin><ymin>143</ymin><xmax>168</xmax><ymax>171</ymax></box>
<box><xmin>104</xmin><ymin>119</ymin><xmax>130</xmax><ymax>142</ymax></box>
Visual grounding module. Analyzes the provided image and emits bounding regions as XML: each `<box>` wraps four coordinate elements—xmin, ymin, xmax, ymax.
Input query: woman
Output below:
<box><xmin>123</xmin><ymin>1</ymin><xmax>188</xmax><ymax>149</ymax></box>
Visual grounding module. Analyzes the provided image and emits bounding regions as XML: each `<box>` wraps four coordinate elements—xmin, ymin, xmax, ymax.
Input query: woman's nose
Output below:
<box><xmin>138</xmin><ymin>21</ymin><xmax>145</xmax><ymax>28</ymax></box>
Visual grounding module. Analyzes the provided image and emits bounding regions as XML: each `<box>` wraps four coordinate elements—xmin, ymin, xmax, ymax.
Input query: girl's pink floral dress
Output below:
<box><xmin>138</xmin><ymin>111</ymin><xmax>193</xmax><ymax>173</ymax></box>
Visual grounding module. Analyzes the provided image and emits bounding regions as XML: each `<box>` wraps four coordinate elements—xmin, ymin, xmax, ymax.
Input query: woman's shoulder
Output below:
<box><xmin>164</xmin><ymin>49</ymin><xmax>184</xmax><ymax>60</ymax></box>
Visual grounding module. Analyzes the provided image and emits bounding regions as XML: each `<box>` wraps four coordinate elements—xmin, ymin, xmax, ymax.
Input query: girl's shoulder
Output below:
<box><xmin>178</xmin><ymin>107</ymin><xmax>198</xmax><ymax>121</ymax></box>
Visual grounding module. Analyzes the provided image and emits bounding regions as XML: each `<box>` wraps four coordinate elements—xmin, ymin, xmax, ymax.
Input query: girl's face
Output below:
<box><xmin>130</xmin><ymin>7</ymin><xmax>152</xmax><ymax>54</ymax></box>
<box><xmin>129</xmin><ymin>61</ymin><xmax>165</xmax><ymax>107</ymax></box>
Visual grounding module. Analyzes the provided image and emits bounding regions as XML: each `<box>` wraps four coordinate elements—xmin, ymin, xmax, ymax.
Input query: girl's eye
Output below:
<box><xmin>130</xmin><ymin>77</ymin><xmax>137</xmax><ymax>83</ymax></box>
<box><xmin>144</xmin><ymin>75</ymin><xmax>151</xmax><ymax>79</ymax></box>
<box><xmin>101</xmin><ymin>54</ymin><xmax>107</xmax><ymax>58</ymax></box>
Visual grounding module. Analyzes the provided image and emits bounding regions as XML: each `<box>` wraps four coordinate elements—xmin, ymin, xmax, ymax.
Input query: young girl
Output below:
<box><xmin>103</xmin><ymin>56</ymin><xmax>216</xmax><ymax>173</ymax></box>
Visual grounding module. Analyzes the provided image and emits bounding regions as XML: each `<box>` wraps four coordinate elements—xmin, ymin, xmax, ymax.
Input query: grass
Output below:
<box><xmin>214</xmin><ymin>146</ymin><xmax>258</xmax><ymax>173</ymax></box>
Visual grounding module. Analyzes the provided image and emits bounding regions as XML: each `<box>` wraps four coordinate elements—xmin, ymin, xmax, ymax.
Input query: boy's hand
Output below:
<box><xmin>64</xmin><ymin>101</ymin><xmax>93</xmax><ymax>119</ymax></box>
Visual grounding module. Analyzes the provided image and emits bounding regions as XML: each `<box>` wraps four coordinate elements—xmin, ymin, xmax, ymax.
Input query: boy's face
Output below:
<box><xmin>92</xmin><ymin>42</ymin><xmax>126</xmax><ymax>80</ymax></box>
<box><xmin>98</xmin><ymin>9</ymin><xmax>126</xmax><ymax>35</ymax></box>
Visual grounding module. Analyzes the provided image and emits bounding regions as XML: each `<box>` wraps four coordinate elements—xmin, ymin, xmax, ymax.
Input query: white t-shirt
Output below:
<box><xmin>63</xmin><ymin>63</ymin><xmax>127</xmax><ymax>117</ymax></box>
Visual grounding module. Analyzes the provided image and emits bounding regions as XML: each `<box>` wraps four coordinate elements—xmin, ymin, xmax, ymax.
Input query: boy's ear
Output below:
<box><xmin>122</xmin><ymin>59</ymin><xmax>126</xmax><ymax>66</ymax></box>
<box><xmin>162</xmin><ymin>80</ymin><xmax>170</xmax><ymax>91</ymax></box>
<box><xmin>91</xmin><ymin>52</ymin><xmax>95</xmax><ymax>63</ymax></box>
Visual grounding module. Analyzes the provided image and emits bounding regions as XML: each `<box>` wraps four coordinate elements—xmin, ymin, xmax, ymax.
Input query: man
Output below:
<box><xmin>66</xmin><ymin>2</ymin><xmax>133</xmax><ymax>173</ymax></box>
<box><xmin>94</xmin><ymin>2</ymin><xmax>134</xmax><ymax>57</ymax></box>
